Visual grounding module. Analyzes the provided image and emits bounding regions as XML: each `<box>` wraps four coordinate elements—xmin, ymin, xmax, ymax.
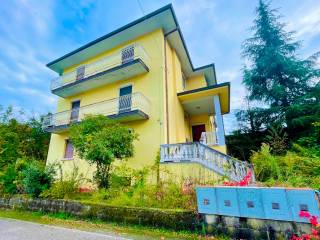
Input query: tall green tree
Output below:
<box><xmin>69</xmin><ymin>115</ymin><xmax>137</xmax><ymax>189</ymax></box>
<box><xmin>241</xmin><ymin>0</ymin><xmax>320</xmax><ymax>137</ymax></box>
<box><xmin>0</xmin><ymin>105</ymin><xmax>50</xmax><ymax>169</ymax></box>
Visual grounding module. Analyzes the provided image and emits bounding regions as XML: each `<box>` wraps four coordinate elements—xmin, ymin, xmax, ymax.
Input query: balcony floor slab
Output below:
<box><xmin>52</xmin><ymin>59</ymin><xmax>149</xmax><ymax>98</ymax></box>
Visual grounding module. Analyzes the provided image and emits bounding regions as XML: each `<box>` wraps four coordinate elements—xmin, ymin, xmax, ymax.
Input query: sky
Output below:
<box><xmin>0</xmin><ymin>0</ymin><xmax>319</xmax><ymax>133</ymax></box>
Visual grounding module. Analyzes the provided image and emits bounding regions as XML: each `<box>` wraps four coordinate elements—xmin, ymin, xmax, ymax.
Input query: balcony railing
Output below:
<box><xmin>200</xmin><ymin>131</ymin><xmax>217</xmax><ymax>146</ymax></box>
<box><xmin>160</xmin><ymin>142</ymin><xmax>255</xmax><ymax>182</ymax></box>
<box><xmin>50</xmin><ymin>44</ymin><xmax>149</xmax><ymax>91</ymax></box>
<box><xmin>43</xmin><ymin>92</ymin><xmax>150</xmax><ymax>131</ymax></box>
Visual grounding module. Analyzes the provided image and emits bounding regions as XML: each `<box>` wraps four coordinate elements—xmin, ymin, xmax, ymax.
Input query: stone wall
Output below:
<box><xmin>0</xmin><ymin>197</ymin><xmax>200</xmax><ymax>231</ymax></box>
<box><xmin>204</xmin><ymin>214</ymin><xmax>312</xmax><ymax>239</ymax></box>
<box><xmin>0</xmin><ymin>197</ymin><xmax>313</xmax><ymax>239</ymax></box>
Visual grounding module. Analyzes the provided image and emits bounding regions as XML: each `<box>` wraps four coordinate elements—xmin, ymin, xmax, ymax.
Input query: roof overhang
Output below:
<box><xmin>46</xmin><ymin>4</ymin><xmax>216</xmax><ymax>85</ymax></box>
<box><xmin>177</xmin><ymin>82</ymin><xmax>230</xmax><ymax>115</ymax></box>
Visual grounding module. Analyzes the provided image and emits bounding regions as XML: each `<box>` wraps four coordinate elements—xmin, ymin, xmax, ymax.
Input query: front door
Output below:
<box><xmin>192</xmin><ymin>124</ymin><xmax>206</xmax><ymax>142</ymax></box>
<box><xmin>70</xmin><ymin>100</ymin><xmax>80</xmax><ymax>123</ymax></box>
<box><xmin>119</xmin><ymin>85</ymin><xmax>132</xmax><ymax>114</ymax></box>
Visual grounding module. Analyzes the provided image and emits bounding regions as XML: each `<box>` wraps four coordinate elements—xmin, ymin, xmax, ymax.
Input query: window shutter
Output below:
<box><xmin>64</xmin><ymin>139</ymin><xmax>74</xmax><ymax>159</ymax></box>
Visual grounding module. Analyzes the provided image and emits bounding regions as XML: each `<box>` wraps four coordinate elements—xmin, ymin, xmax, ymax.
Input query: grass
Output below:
<box><xmin>0</xmin><ymin>208</ymin><xmax>228</xmax><ymax>240</ymax></box>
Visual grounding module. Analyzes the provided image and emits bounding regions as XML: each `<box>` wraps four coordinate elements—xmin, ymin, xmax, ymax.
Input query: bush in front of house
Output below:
<box><xmin>0</xmin><ymin>164</ymin><xmax>17</xmax><ymax>194</ymax></box>
<box><xmin>69</xmin><ymin>115</ymin><xmax>138</xmax><ymax>189</ymax></box>
<box><xmin>40</xmin><ymin>166</ymin><xmax>84</xmax><ymax>199</ymax></box>
<box><xmin>40</xmin><ymin>180</ymin><xmax>79</xmax><ymax>199</ymax></box>
<box><xmin>22</xmin><ymin>161</ymin><xmax>55</xmax><ymax>197</ymax></box>
<box><xmin>0</xmin><ymin>158</ymin><xmax>56</xmax><ymax>198</ymax></box>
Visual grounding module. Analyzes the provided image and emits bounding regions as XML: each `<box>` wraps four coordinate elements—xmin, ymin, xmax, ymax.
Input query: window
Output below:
<box><xmin>272</xmin><ymin>203</ymin><xmax>280</xmax><ymax>210</ymax></box>
<box><xmin>300</xmin><ymin>204</ymin><xmax>309</xmax><ymax>212</ymax></box>
<box><xmin>76</xmin><ymin>66</ymin><xmax>85</xmax><ymax>81</ymax></box>
<box><xmin>247</xmin><ymin>201</ymin><xmax>254</xmax><ymax>208</ymax></box>
<box><xmin>224</xmin><ymin>200</ymin><xmax>231</xmax><ymax>207</ymax></box>
<box><xmin>203</xmin><ymin>198</ymin><xmax>210</xmax><ymax>205</ymax></box>
<box><xmin>70</xmin><ymin>100</ymin><xmax>80</xmax><ymax>123</ymax></box>
<box><xmin>119</xmin><ymin>85</ymin><xmax>132</xmax><ymax>113</ymax></box>
<box><xmin>64</xmin><ymin>139</ymin><xmax>74</xmax><ymax>159</ymax></box>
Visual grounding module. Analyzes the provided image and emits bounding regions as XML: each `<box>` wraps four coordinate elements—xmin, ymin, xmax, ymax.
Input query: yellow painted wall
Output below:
<box><xmin>47</xmin><ymin>28</ymin><xmax>228</xmax><ymax>186</ymax></box>
<box><xmin>160</xmin><ymin>163</ymin><xmax>223</xmax><ymax>184</ymax></box>
<box><xmin>165</xmin><ymin>41</ymin><xmax>188</xmax><ymax>144</ymax></box>
<box><xmin>211</xmin><ymin>145</ymin><xmax>227</xmax><ymax>154</ymax></box>
<box><xmin>185</xmin><ymin>75</ymin><xmax>207</xmax><ymax>91</ymax></box>
<box><xmin>47</xmin><ymin>29</ymin><xmax>166</xmax><ymax>181</ymax></box>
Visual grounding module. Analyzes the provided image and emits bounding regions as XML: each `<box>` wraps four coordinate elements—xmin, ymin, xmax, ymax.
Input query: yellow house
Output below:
<box><xmin>44</xmin><ymin>5</ymin><xmax>252</xmax><ymax>185</ymax></box>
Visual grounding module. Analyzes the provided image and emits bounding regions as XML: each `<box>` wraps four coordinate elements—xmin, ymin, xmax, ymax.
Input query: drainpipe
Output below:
<box><xmin>163</xmin><ymin>37</ymin><xmax>169</xmax><ymax>144</ymax></box>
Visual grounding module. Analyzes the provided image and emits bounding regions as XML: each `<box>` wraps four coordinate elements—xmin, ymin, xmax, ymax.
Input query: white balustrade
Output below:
<box><xmin>160</xmin><ymin>142</ymin><xmax>254</xmax><ymax>182</ymax></box>
<box><xmin>200</xmin><ymin>131</ymin><xmax>217</xmax><ymax>145</ymax></box>
<box><xmin>42</xmin><ymin>92</ymin><xmax>150</xmax><ymax>129</ymax></box>
<box><xmin>50</xmin><ymin>44</ymin><xmax>149</xmax><ymax>91</ymax></box>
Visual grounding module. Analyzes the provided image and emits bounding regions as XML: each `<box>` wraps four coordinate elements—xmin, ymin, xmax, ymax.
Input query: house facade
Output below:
<box><xmin>44</xmin><ymin>5</ymin><xmax>252</xmax><ymax>184</ymax></box>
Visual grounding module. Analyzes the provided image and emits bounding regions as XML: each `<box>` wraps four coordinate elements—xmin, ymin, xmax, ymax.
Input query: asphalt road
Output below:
<box><xmin>0</xmin><ymin>218</ymin><xmax>132</xmax><ymax>240</ymax></box>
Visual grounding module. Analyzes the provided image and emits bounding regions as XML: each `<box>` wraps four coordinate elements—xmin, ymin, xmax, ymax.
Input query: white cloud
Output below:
<box><xmin>0</xmin><ymin>0</ymin><xmax>58</xmax><ymax>115</ymax></box>
<box><xmin>289</xmin><ymin>8</ymin><xmax>320</xmax><ymax>39</ymax></box>
<box><xmin>218</xmin><ymin>69</ymin><xmax>247</xmax><ymax>110</ymax></box>
<box><xmin>3</xmin><ymin>85</ymin><xmax>56</xmax><ymax>109</ymax></box>
<box><xmin>173</xmin><ymin>0</ymin><xmax>216</xmax><ymax>30</ymax></box>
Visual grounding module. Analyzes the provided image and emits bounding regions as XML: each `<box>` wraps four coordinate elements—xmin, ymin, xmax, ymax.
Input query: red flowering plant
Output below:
<box><xmin>289</xmin><ymin>211</ymin><xmax>319</xmax><ymax>240</ymax></box>
<box><xmin>223</xmin><ymin>168</ymin><xmax>253</xmax><ymax>186</ymax></box>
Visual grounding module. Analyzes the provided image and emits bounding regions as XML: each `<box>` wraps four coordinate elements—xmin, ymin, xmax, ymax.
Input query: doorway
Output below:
<box><xmin>192</xmin><ymin>124</ymin><xmax>206</xmax><ymax>142</ymax></box>
<box><xmin>70</xmin><ymin>100</ymin><xmax>80</xmax><ymax>123</ymax></box>
<box><xmin>119</xmin><ymin>85</ymin><xmax>132</xmax><ymax>114</ymax></box>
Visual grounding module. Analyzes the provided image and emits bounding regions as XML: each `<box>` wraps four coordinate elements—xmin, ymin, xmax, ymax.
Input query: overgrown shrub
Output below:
<box><xmin>0</xmin><ymin>164</ymin><xmax>17</xmax><ymax>194</ymax></box>
<box><xmin>87</xmin><ymin>180</ymin><xmax>196</xmax><ymax>210</ymax></box>
<box><xmin>251</xmin><ymin>143</ymin><xmax>320</xmax><ymax>189</ymax></box>
<box><xmin>22</xmin><ymin>162</ymin><xmax>55</xmax><ymax>197</ymax></box>
<box><xmin>250</xmin><ymin>144</ymin><xmax>282</xmax><ymax>182</ymax></box>
<box><xmin>41</xmin><ymin>166</ymin><xmax>83</xmax><ymax>199</ymax></box>
<box><xmin>69</xmin><ymin>115</ymin><xmax>137</xmax><ymax>189</ymax></box>
<box><xmin>40</xmin><ymin>180</ymin><xmax>78</xmax><ymax>199</ymax></box>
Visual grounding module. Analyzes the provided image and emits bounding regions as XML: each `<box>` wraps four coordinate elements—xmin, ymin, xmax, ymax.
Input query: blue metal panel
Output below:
<box><xmin>286</xmin><ymin>189</ymin><xmax>320</xmax><ymax>223</ymax></box>
<box><xmin>237</xmin><ymin>188</ymin><xmax>264</xmax><ymax>218</ymax></box>
<box><xmin>196</xmin><ymin>186</ymin><xmax>320</xmax><ymax>223</ymax></box>
<box><xmin>261</xmin><ymin>188</ymin><xmax>291</xmax><ymax>221</ymax></box>
<box><xmin>196</xmin><ymin>187</ymin><xmax>217</xmax><ymax>214</ymax></box>
<box><xmin>216</xmin><ymin>187</ymin><xmax>240</xmax><ymax>216</ymax></box>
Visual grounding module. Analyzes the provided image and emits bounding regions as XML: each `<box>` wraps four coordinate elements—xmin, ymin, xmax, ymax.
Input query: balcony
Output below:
<box><xmin>51</xmin><ymin>45</ymin><xmax>150</xmax><ymax>98</ymax></box>
<box><xmin>43</xmin><ymin>92</ymin><xmax>150</xmax><ymax>133</ymax></box>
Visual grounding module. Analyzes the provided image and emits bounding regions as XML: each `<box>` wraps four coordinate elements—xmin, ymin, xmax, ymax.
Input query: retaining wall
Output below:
<box><xmin>0</xmin><ymin>197</ymin><xmax>199</xmax><ymax>231</ymax></box>
<box><xmin>0</xmin><ymin>197</ymin><xmax>313</xmax><ymax>239</ymax></box>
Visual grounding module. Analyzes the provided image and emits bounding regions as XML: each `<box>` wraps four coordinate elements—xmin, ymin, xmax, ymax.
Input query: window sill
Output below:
<box><xmin>61</xmin><ymin>157</ymin><xmax>74</xmax><ymax>161</ymax></box>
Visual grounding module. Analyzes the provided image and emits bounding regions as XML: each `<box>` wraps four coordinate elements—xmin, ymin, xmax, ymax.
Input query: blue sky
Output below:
<box><xmin>0</xmin><ymin>0</ymin><xmax>319</xmax><ymax>133</ymax></box>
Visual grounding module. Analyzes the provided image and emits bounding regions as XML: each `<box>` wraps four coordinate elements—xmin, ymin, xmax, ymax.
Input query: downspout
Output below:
<box><xmin>164</xmin><ymin>38</ymin><xmax>169</xmax><ymax>144</ymax></box>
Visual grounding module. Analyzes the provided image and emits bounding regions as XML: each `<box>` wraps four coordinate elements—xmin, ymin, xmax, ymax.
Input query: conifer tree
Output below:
<box><xmin>241</xmin><ymin>0</ymin><xmax>319</xmax><ymax>137</ymax></box>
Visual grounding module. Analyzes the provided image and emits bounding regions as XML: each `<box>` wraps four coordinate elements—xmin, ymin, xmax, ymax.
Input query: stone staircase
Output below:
<box><xmin>160</xmin><ymin>142</ymin><xmax>255</xmax><ymax>182</ymax></box>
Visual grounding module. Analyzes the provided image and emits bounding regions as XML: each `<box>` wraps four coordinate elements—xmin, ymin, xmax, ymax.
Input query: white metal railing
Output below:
<box><xmin>160</xmin><ymin>142</ymin><xmax>255</xmax><ymax>182</ymax></box>
<box><xmin>50</xmin><ymin>44</ymin><xmax>149</xmax><ymax>91</ymax></box>
<box><xmin>42</xmin><ymin>92</ymin><xmax>150</xmax><ymax>129</ymax></box>
<box><xmin>200</xmin><ymin>131</ymin><xmax>217</xmax><ymax>146</ymax></box>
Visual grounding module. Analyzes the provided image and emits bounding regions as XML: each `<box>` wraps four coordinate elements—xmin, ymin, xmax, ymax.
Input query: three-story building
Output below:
<box><xmin>44</xmin><ymin>4</ymin><xmax>252</xmax><ymax>185</ymax></box>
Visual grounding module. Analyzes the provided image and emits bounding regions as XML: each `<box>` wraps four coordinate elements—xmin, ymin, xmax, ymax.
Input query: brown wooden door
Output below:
<box><xmin>192</xmin><ymin>124</ymin><xmax>206</xmax><ymax>142</ymax></box>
